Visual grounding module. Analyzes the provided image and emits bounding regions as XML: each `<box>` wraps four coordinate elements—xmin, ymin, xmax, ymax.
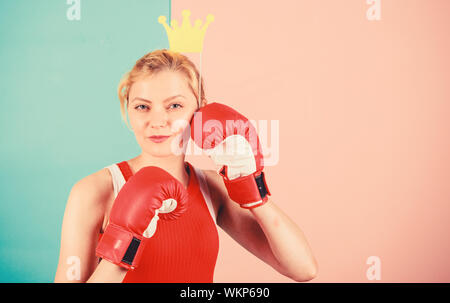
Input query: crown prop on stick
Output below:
<box><xmin>158</xmin><ymin>9</ymin><xmax>215</xmax><ymax>108</ymax></box>
<box><xmin>158</xmin><ymin>9</ymin><xmax>214</xmax><ymax>53</ymax></box>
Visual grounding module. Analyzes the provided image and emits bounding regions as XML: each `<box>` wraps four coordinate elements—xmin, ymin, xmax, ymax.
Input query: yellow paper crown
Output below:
<box><xmin>158</xmin><ymin>9</ymin><xmax>214</xmax><ymax>53</ymax></box>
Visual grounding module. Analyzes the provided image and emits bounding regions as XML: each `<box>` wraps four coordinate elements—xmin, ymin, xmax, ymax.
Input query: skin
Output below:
<box><xmin>54</xmin><ymin>69</ymin><xmax>318</xmax><ymax>283</ymax></box>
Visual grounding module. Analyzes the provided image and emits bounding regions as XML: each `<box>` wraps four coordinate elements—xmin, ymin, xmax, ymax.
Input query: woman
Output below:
<box><xmin>54</xmin><ymin>49</ymin><xmax>318</xmax><ymax>283</ymax></box>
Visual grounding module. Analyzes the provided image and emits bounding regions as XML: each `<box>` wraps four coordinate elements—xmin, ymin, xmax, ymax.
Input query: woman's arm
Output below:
<box><xmin>249</xmin><ymin>199</ymin><xmax>318</xmax><ymax>281</ymax></box>
<box><xmin>54</xmin><ymin>170</ymin><xmax>127</xmax><ymax>283</ymax></box>
<box><xmin>86</xmin><ymin>259</ymin><xmax>128</xmax><ymax>283</ymax></box>
<box><xmin>204</xmin><ymin>170</ymin><xmax>318</xmax><ymax>282</ymax></box>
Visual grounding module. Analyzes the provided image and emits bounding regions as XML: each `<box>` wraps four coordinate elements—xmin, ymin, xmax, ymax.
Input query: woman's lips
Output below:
<box><xmin>148</xmin><ymin>135</ymin><xmax>170</xmax><ymax>143</ymax></box>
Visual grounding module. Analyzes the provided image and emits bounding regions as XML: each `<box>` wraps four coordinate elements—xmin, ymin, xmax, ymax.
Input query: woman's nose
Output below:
<box><xmin>148</xmin><ymin>108</ymin><xmax>169</xmax><ymax>129</ymax></box>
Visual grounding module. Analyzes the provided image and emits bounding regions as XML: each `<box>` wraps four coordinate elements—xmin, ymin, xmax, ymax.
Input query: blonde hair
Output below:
<box><xmin>117</xmin><ymin>49</ymin><xmax>206</xmax><ymax>126</ymax></box>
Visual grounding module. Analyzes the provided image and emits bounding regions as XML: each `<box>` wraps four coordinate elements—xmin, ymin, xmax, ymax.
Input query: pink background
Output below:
<box><xmin>177</xmin><ymin>0</ymin><xmax>450</xmax><ymax>282</ymax></box>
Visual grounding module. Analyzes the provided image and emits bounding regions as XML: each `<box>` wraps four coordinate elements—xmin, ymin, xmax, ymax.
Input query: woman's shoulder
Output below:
<box><xmin>63</xmin><ymin>168</ymin><xmax>115</xmax><ymax>235</ymax></box>
<box><xmin>70</xmin><ymin>167</ymin><xmax>114</xmax><ymax>206</ymax></box>
<box><xmin>198</xmin><ymin>168</ymin><xmax>228</xmax><ymax>206</ymax></box>
<box><xmin>200</xmin><ymin>168</ymin><xmax>220</xmax><ymax>183</ymax></box>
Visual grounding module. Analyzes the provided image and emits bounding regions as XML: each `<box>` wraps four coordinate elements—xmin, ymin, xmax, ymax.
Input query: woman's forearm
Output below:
<box><xmin>86</xmin><ymin>259</ymin><xmax>128</xmax><ymax>283</ymax></box>
<box><xmin>250</xmin><ymin>199</ymin><xmax>318</xmax><ymax>281</ymax></box>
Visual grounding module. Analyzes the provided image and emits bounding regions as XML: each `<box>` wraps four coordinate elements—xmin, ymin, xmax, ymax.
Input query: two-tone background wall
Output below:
<box><xmin>1</xmin><ymin>0</ymin><xmax>449</xmax><ymax>282</ymax></box>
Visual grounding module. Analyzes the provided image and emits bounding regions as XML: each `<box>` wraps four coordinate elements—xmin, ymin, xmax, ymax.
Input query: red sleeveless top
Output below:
<box><xmin>99</xmin><ymin>161</ymin><xmax>220</xmax><ymax>283</ymax></box>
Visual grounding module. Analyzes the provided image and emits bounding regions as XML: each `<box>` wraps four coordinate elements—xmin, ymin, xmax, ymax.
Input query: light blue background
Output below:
<box><xmin>0</xmin><ymin>0</ymin><xmax>170</xmax><ymax>282</ymax></box>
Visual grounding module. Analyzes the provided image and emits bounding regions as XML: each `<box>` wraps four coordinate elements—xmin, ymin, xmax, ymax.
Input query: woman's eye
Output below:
<box><xmin>134</xmin><ymin>103</ymin><xmax>182</xmax><ymax>111</ymax></box>
<box><xmin>169</xmin><ymin>103</ymin><xmax>183</xmax><ymax>110</ymax></box>
<box><xmin>135</xmin><ymin>104</ymin><xmax>149</xmax><ymax>111</ymax></box>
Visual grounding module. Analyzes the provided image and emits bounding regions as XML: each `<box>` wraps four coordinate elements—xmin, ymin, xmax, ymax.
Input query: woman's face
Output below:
<box><xmin>127</xmin><ymin>70</ymin><xmax>198</xmax><ymax>157</ymax></box>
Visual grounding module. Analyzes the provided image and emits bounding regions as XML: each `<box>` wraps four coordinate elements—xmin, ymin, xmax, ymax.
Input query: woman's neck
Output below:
<box><xmin>128</xmin><ymin>154</ymin><xmax>189</xmax><ymax>187</ymax></box>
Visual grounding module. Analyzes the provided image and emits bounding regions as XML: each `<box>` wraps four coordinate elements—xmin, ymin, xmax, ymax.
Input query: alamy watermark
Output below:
<box><xmin>366</xmin><ymin>256</ymin><xmax>382</xmax><ymax>281</ymax></box>
<box><xmin>66</xmin><ymin>0</ymin><xmax>81</xmax><ymax>21</ymax></box>
<box><xmin>169</xmin><ymin>114</ymin><xmax>280</xmax><ymax>167</ymax></box>
<box><xmin>366</xmin><ymin>0</ymin><xmax>381</xmax><ymax>21</ymax></box>
<box><xmin>66</xmin><ymin>255</ymin><xmax>81</xmax><ymax>281</ymax></box>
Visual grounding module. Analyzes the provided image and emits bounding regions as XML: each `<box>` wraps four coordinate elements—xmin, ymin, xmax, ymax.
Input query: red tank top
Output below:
<box><xmin>99</xmin><ymin>161</ymin><xmax>220</xmax><ymax>282</ymax></box>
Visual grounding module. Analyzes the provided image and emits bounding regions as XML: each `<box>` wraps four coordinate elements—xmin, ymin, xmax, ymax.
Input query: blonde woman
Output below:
<box><xmin>54</xmin><ymin>49</ymin><xmax>318</xmax><ymax>283</ymax></box>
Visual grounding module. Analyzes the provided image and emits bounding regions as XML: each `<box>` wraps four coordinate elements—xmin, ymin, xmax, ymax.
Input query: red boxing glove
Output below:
<box><xmin>190</xmin><ymin>102</ymin><xmax>271</xmax><ymax>209</ymax></box>
<box><xmin>95</xmin><ymin>166</ymin><xmax>188</xmax><ymax>270</ymax></box>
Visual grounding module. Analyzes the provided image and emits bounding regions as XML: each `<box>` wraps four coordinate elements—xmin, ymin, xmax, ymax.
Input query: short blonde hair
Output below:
<box><xmin>117</xmin><ymin>49</ymin><xmax>206</xmax><ymax>126</ymax></box>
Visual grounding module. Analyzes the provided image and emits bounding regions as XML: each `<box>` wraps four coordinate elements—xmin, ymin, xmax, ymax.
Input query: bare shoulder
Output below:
<box><xmin>66</xmin><ymin>167</ymin><xmax>114</xmax><ymax>229</ymax></box>
<box><xmin>56</xmin><ymin>168</ymin><xmax>114</xmax><ymax>282</ymax></box>
<box><xmin>200</xmin><ymin>169</ymin><xmax>253</xmax><ymax>230</ymax></box>
<box><xmin>201</xmin><ymin>169</ymin><xmax>226</xmax><ymax>197</ymax></box>
<box><xmin>70</xmin><ymin>168</ymin><xmax>114</xmax><ymax>203</ymax></box>
<box><xmin>200</xmin><ymin>169</ymin><xmax>229</xmax><ymax>218</ymax></box>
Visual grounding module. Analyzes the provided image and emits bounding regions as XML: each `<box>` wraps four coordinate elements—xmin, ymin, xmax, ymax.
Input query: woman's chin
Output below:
<box><xmin>139</xmin><ymin>136</ymin><xmax>187</xmax><ymax>158</ymax></box>
<box><xmin>143</xmin><ymin>145</ymin><xmax>183</xmax><ymax>158</ymax></box>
